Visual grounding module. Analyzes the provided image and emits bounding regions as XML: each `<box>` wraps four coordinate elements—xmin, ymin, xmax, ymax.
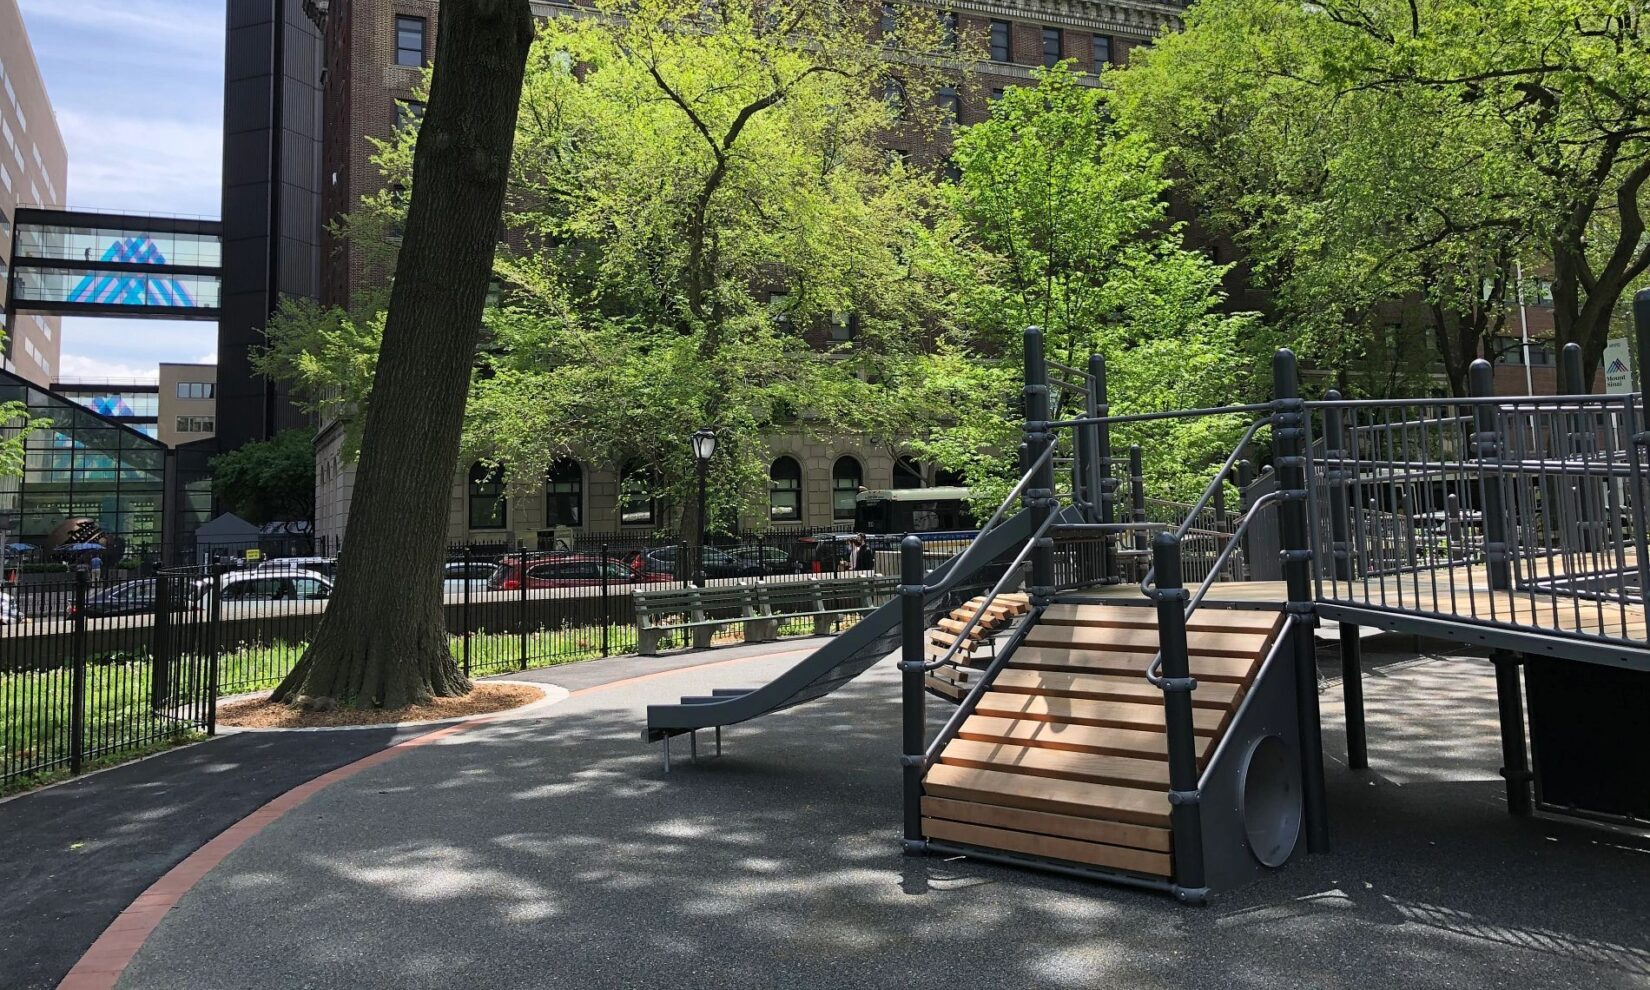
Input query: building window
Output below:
<box><xmin>934</xmin><ymin>467</ymin><xmax>965</xmax><ymax>487</ymax></box>
<box><xmin>936</xmin><ymin>84</ymin><xmax>960</xmax><ymax>124</ymax></box>
<box><xmin>990</xmin><ymin>87</ymin><xmax>1005</xmax><ymax>102</ymax></box>
<box><xmin>767</xmin><ymin>290</ymin><xmax>793</xmax><ymax>330</ymax></box>
<box><xmin>395</xmin><ymin>15</ymin><xmax>426</xmax><ymax>67</ymax></box>
<box><xmin>175</xmin><ymin>415</ymin><xmax>215</xmax><ymax>434</ymax></box>
<box><xmin>545</xmin><ymin>458</ymin><xmax>583</xmax><ymax>528</ymax></box>
<box><xmin>937</xmin><ymin>10</ymin><xmax>958</xmax><ymax>49</ymax></box>
<box><xmin>879</xmin><ymin>3</ymin><xmax>897</xmax><ymax>39</ymax></box>
<box><xmin>893</xmin><ymin>456</ymin><xmax>924</xmax><ymax>489</ymax></box>
<box><xmin>832</xmin><ymin>457</ymin><xmax>863</xmax><ymax>521</ymax></box>
<box><xmin>1042</xmin><ymin>27</ymin><xmax>1063</xmax><ymax>67</ymax></box>
<box><xmin>770</xmin><ymin>456</ymin><xmax>802</xmax><ymax>522</ymax></box>
<box><xmin>883</xmin><ymin>77</ymin><xmax>907</xmax><ymax>119</ymax></box>
<box><xmin>1093</xmin><ymin>34</ymin><xmax>1113</xmax><ymax>67</ymax></box>
<box><xmin>175</xmin><ymin>382</ymin><xmax>215</xmax><ymax>399</ymax></box>
<box><xmin>619</xmin><ymin>461</ymin><xmax>658</xmax><ymax>526</ymax></box>
<box><xmin>829</xmin><ymin>311</ymin><xmax>856</xmax><ymax>343</ymax></box>
<box><xmin>989</xmin><ymin>20</ymin><xmax>1011</xmax><ymax>62</ymax></box>
<box><xmin>395</xmin><ymin>99</ymin><xmax>425</xmax><ymax>131</ymax></box>
<box><xmin>468</xmin><ymin>462</ymin><xmax>507</xmax><ymax>530</ymax></box>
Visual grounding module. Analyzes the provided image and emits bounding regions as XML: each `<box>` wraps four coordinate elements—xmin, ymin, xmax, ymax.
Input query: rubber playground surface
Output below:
<box><xmin>6</xmin><ymin>636</ymin><xmax>1648</xmax><ymax>989</ymax></box>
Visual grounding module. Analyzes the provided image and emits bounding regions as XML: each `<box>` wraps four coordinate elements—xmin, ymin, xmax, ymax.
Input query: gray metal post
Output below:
<box><xmin>1024</xmin><ymin>327</ymin><xmax>1057</xmax><ymax>603</ymax></box>
<box><xmin>1323</xmin><ymin>392</ymin><xmax>1366</xmax><ymax>769</ymax></box>
<box><xmin>1559</xmin><ymin>342</ymin><xmax>1596</xmax><ymax>552</ymax></box>
<box><xmin>1092</xmin><ymin>354</ymin><xmax>1118</xmax><ymax>583</ymax></box>
<box><xmin>1082</xmin><ymin>354</ymin><xmax>1106</xmax><ymax>528</ymax></box>
<box><xmin>1491</xmin><ymin>650</ymin><xmax>1533</xmax><ymax>816</ymax></box>
<box><xmin>899</xmin><ymin>535</ymin><xmax>927</xmax><ymax>852</ymax></box>
<box><xmin>1152</xmin><ymin>535</ymin><xmax>1206</xmax><ymax>903</ymax></box>
<box><xmin>70</xmin><ymin>566</ymin><xmax>88</xmax><ymax>775</ymax></box>
<box><xmin>1130</xmin><ymin>445</ymin><xmax>1146</xmax><ymax>553</ymax></box>
<box><xmin>1273</xmin><ymin>348</ymin><xmax>1329</xmax><ymax>853</ymax></box>
<box><xmin>1469</xmin><ymin>360</ymin><xmax>1511</xmax><ymax>590</ymax></box>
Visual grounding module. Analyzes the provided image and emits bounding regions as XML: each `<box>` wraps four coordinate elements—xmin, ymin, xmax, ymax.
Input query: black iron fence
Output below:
<box><xmin>1</xmin><ymin>529</ymin><xmax>933</xmax><ymax>791</ymax></box>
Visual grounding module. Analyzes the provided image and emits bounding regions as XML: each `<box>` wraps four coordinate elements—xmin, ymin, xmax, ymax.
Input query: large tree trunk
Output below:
<box><xmin>274</xmin><ymin>0</ymin><xmax>536</xmax><ymax>709</ymax></box>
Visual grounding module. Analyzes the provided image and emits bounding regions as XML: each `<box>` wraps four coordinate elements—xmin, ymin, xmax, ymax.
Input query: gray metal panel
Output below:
<box><xmin>1315</xmin><ymin>601</ymin><xmax>1650</xmax><ymax>671</ymax></box>
<box><xmin>644</xmin><ymin>511</ymin><xmax>1037</xmax><ymax>741</ymax></box>
<box><xmin>1196</xmin><ymin>621</ymin><xmax>1303</xmax><ymax>893</ymax></box>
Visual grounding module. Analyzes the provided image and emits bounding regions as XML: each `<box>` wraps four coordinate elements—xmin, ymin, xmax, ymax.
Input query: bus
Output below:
<box><xmin>853</xmin><ymin>487</ymin><xmax>978</xmax><ymax>542</ymax></box>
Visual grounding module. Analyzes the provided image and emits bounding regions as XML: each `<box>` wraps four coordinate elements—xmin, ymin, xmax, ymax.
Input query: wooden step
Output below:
<box><xmin>938</xmin><ymin>738</ymin><xmax>1170</xmax><ymax>790</ymax></box>
<box><xmin>974</xmin><ymin>691</ymin><xmax>1225</xmax><ymax>736</ymax></box>
<box><xmin>1010</xmin><ymin>646</ymin><xmax>1257</xmax><ymax>684</ymax></box>
<box><xmin>925</xmin><ymin>676</ymin><xmax>965</xmax><ymax>701</ymax></box>
<box><xmin>992</xmin><ymin>668</ymin><xmax>1241</xmax><ymax>710</ymax></box>
<box><xmin>955</xmin><ymin>714</ymin><xmax>1213</xmax><ymax>762</ymax></box>
<box><xmin>936</xmin><ymin>616</ymin><xmax>993</xmax><ymax>639</ymax></box>
<box><xmin>1022</xmin><ymin>623</ymin><xmax>1272</xmax><ymax>658</ymax></box>
<box><xmin>922</xmin><ymin>816</ymin><xmax>1171</xmax><ymax>877</ymax></box>
<box><xmin>1042</xmin><ymin>603</ymin><xmax>1281</xmax><ymax>634</ymax></box>
<box><xmin>922</xmin><ymin>795</ymin><xmax>1171</xmax><ymax>852</ymax></box>
<box><xmin>924</xmin><ymin>763</ymin><xmax>1169</xmax><ymax>828</ymax></box>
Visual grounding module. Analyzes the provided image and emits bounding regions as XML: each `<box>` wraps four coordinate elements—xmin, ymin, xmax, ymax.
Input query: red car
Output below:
<box><xmin>486</xmin><ymin>552</ymin><xmax>667</xmax><ymax>591</ymax></box>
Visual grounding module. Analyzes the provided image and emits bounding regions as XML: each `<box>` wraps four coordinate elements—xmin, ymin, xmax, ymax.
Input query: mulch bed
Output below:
<box><xmin>218</xmin><ymin>683</ymin><xmax>544</xmax><ymax>729</ymax></box>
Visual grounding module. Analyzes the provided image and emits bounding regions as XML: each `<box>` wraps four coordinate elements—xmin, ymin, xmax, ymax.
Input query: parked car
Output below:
<box><xmin>68</xmin><ymin>578</ymin><xmax>170</xmax><ymax>619</ymax></box>
<box><xmin>0</xmin><ymin>590</ymin><xmax>22</xmax><ymax>625</ymax></box>
<box><xmin>726</xmin><ymin>545</ymin><xmax>802</xmax><ymax>575</ymax></box>
<box><xmin>443</xmin><ymin>560</ymin><xmax>498</xmax><ymax>594</ymax></box>
<box><xmin>787</xmin><ymin>533</ymin><xmax>862</xmax><ymax>573</ymax></box>
<box><xmin>629</xmin><ymin>545</ymin><xmax>764</xmax><ymax>581</ymax></box>
<box><xmin>487</xmin><ymin>553</ymin><xmax>663</xmax><ymax>591</ymax></box>
<box><xmin>249</xmin><ymin>556</ymin><xmax>338</xmax><ymax>580</ymax></box>
<box><xmin>196</xmin><ymin>572</ymin><xmax>333</xmax><ymax>611</ymax></box>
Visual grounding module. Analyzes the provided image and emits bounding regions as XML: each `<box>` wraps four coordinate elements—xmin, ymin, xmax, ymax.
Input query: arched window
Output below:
<box><xmin>545</xmin><ymin>459</ymin><xmax>582</xmax><ymax>528</ymax></box>
<box><xmin>468</xmin><ymin>462</ymin><xmax>506</xmax><ymax>530</ymax></box>
<box><xmin>619</xmin><ymin>461</ymin><xmax>658</xmax><ymax>527</ymax></box>
<box><xmin>933</xmin><ymin>467</ymin><xmax>965</xmax><ymax>488</ymax></box>
<box><xmin>892</xmin><ymin>455</ymin><xmax>924</xmax><ymax>489</ymax></box>
<box><xmin>770</xmin><ymin>456</ymin><xmax>803</xmax><ymax>523</ymax></box>
<box><xmin>832</xmin><ymin>456</ymin><xmax>863</xmax><ymax>521</ymax></box>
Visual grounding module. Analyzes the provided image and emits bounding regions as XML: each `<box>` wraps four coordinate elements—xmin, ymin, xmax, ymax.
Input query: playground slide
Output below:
<box><xmin>643</xmin><ymin>510</ymin><xmax>1036</xmax><ymax>743</ymax></box>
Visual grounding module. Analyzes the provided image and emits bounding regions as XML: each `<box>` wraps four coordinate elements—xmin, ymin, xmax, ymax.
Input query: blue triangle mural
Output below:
<box><xmin>66</xmin><ymin>236</ymin><xmax>198</xmax><ymax>307</ymax></box>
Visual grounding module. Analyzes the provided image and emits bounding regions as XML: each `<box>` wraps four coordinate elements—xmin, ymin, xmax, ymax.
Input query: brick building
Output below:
<box><xmin>309</xmin><ymin>0</ymin><xmax>1186</xmax><ymax>546</ymax></box>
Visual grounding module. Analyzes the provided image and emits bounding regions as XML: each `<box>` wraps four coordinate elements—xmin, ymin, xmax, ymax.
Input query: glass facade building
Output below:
<box><xmin>0</xmin><ymin>367</ymin><xmax>173</xmax><ymax>553</ymax></box>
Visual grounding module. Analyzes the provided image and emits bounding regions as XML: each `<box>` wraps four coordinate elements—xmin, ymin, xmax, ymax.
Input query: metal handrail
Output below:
<box><xmin>910</xmin><ymin>508</ymin><xmax>1062</xmax><ymax>673</ymax></box>
<box><xmin>1049</xmin><ymin>401</ymin><xmax>1274</xmax><ymax>430</ymax></box>
<box><xmin>1140</xmin><ymin>417</ymin><xmax>1269</xmax><ymax>597</ymax></box>
<box><xmin>1144</xmin><ymin>488</ymin><xmax>1292</xmax><ymax>685</ymax></box>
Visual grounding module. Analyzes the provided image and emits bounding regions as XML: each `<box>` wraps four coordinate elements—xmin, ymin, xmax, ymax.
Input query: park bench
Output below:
<box><xmin>633</xmin><ymin>575</ymin><xmax>896</xmax><ymax>656</ymax></box>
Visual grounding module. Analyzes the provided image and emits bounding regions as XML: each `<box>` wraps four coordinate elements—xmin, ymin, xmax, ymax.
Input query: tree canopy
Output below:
<box><xmin>210</xmin><ymin>428</ymin><xmax>317</xmax><ymax>525</ymax></box>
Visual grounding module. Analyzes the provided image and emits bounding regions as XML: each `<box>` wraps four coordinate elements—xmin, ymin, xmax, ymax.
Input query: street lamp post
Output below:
<box><xmin>690</xmin><ymin>428</ymin><xmax>716</xmax><ymax>588</ymax></box>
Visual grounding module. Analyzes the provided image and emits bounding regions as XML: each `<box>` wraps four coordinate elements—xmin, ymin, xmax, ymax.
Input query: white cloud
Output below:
<box><xmin>57</xmin><ymin>353</ymin><xmax>159</xmax><ymax>383</ymax></box>
<box><xmin>56</xmin><ymin>111</ymin><xmax>221</xmax><ymax>216</ymax></box>
<box><xmin>197</xmin><ymin>350</ymin><xmax>219</xmax><ymax>365</ymax></box>
<box><xmin>17</xmin><ymin>1</ymin><xmax>224</xmax><ymax>58</ymax></box>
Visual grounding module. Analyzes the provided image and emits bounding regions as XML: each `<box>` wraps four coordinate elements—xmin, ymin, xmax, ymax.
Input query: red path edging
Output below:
<box><xmin>55</xmin><ymin>647</ymin><xmax>808</xmax><ymax>990</ymax></box>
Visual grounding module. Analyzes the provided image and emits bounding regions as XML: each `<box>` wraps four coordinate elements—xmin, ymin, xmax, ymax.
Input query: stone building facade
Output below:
<box><xmin>311</xmin><ymin>0</ymin><xmax>1185</xmax><ymax>546</ymax></box>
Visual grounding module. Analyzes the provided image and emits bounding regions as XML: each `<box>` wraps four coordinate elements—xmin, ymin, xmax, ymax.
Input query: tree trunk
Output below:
<box><xmin>274</xmin><ymin>0</ymin><xmax>536</xmax><ymax>709</ymax></box>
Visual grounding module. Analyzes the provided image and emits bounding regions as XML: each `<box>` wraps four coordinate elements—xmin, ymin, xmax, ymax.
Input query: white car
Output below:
<box><xmin>443</xmin><ymin>560</ymin><xmax>498</xmax><ymax>594</ymax></box>
<box><xmin>0</xmin><ymin>590</ymin><xmax>22</xmax><ymax>625</ymax></box>
<box><xmin>248</xmin><ymin>556</ymin><xmax>337</xmax><ymax>580</ymax></box>
<box><xmin>196</xmin><ymin>572</ymin><xmax>333</xmax><ymax>611</ymax></box>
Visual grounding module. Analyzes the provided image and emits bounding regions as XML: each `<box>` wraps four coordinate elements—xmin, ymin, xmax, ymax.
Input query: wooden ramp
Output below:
<box><xmin>924</xmin><ymin>594</ymin><xmax>1032</xmax><ymax>701</ymax></box>
<box><xmin>921</xmin><ymin>603</ymin><xmax>1284</xmax><ymax>878</ymax></box>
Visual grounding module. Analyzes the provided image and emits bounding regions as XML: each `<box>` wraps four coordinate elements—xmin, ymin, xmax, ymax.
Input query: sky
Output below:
<box><xmin>18</xmin><ymin>0</ymin><xmax>224</xmax><ymax>382</ymax></box>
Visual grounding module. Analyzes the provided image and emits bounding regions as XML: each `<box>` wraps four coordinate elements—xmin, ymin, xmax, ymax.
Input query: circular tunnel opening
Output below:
<box><xmin>1239</xmin><ymin>733</ymin><xmax>1302</xmax><ymax>868</ymax></box>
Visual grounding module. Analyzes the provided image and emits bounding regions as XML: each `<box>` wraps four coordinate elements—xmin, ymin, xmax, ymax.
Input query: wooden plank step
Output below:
<box><xmin>922</xmin><ymin>817</ymin><xmax>1171</xmax><ymax>877</ymax></box>
<box><xmin>1043</xmin><ymin>603</ymin><xmax>1281</xmax><ymax>633</ymax></box>
<box><xmin>936</xmin><ymin>617</ymin><xmax>994</xmax><ymax>638</ymax></box>
<box><xmin>974</xmin><ymin>691</ymin><xmax>1225</xmax><ymax>736</ymax></box>
<box><xmin>955</xmin><ymin>714</ymin><xmax>1213</xmax><ymax>762</ymax></box>
<box><xmin>938</xmin><ymin>738</ymin><xmax>1171</xmax><ymax>790</ymax></box>
<box><xmin>924</xmin><ymin>763</ymin><xmax>1170</xmax><ymax>827</ymax></box>
<box><xmin>1010</xmin><ymin>646</ymin><xmax>1257</xmax><ymax>684</ymax></box>
<box><xmin>925</xmin><ymin>676</ymin><xmax>965</xmax><ymax>701</ymax></box>
<box><xmin>922</xmin><ymin>795</ymin><xmax>1172</xmax><ymax>853</ymax></box>
<box><xmin>1023</xmin><ymin>624</ymin><xmax>1272</xmax><ymax>658</ymax></box>
<box><xmin>993</xmin><ymin>668</ymin><xmax>1241</xmax><ymax>710</ymax></box>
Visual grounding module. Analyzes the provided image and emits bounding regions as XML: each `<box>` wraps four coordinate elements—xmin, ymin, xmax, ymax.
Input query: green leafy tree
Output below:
<box><xmin>913</xmin><ymin>65</ymin><xmax>1268</xmax><ymax>500</ymax></box>
<box><xmin>1112</xmin><ymin>0</ymin><xmax>1650</xmax><ymax>390</ymax></box>
<box><xmin>210</xmin><ymin>428</ymin><xmax>316</xmax><ymax>525</ymax></box>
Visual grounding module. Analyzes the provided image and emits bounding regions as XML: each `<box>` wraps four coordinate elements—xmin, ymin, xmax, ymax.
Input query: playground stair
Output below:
<box><xmin>921</xmin><ymin>602</ymin><xmax>1285</xmax><ymax>879</ymax></box>
<box><xmin>924</xmin><ymin>593</ymin><xmax>1032</xmax><ymax>700</ymax></box>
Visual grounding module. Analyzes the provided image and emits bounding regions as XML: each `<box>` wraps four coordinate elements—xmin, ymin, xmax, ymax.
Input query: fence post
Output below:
<box><xmin>1129</xmin><ymin>445</ymin><xmax>1147</xmax><ymax>555</ymax></box>
<box><xmin>1273</xmin><ymin>348</ymin><xmax>1328</xmax><ymax>854</ymax></box>
<box><xmin>1151</xmin><ymin>535</ymin><xmax>1205</xmax><ymax>902</ymax></box>
<box><xmin>600</xmin><ymin>544</ymin><xmax>611</xmax><ymax>657</ymax></box>
<box><xmin>517</xmin><ymin>540</ymin><xmax>528</xmax><ymax>671</ymax></box>
<box><xmin>207</xmin><ymin>561</ymin><xmax>224</xmax><ymax>736</ymax></box>
<box><xmin>150</xmin><ymin>569</ymin><xmax>173</xmax><ymax>713</ymax></box>
<box><xmin>70</xmin><ymin>566</ymin><xmax>89</xmax><ymax>775</ymax></box>
<box><xmin>1469</xmin><ymin>359</ymin><xmax>1511</xmax><ymax>591</ymax></box>
<box><xmin>1559</xmin><ymin>342</ymin><xmax>1597</xmax><ymax>553</ymax></box>
<box><xmin>898</xmin><ymin>535</ymin><xmax>926</xmax><ymax>853</ymax></box>
<box><xmin>461</xmin><ymin>547</ymin><xmax>473</xmax><ymax>678</ymax></box>
<box><xmin>1322</xmin><ymin>392</ymin><xmax>1366</xmax><ymax>770</ymax></box>
<box><xmin>1090</xmin><ymin>353</ymin><xmax>1118</xmax><ymax>585</ymax></box>
<box><xmin>1024</xmin><ymin>327</ymin><xmax>1058</xmax><ymax>603</ymax></box>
